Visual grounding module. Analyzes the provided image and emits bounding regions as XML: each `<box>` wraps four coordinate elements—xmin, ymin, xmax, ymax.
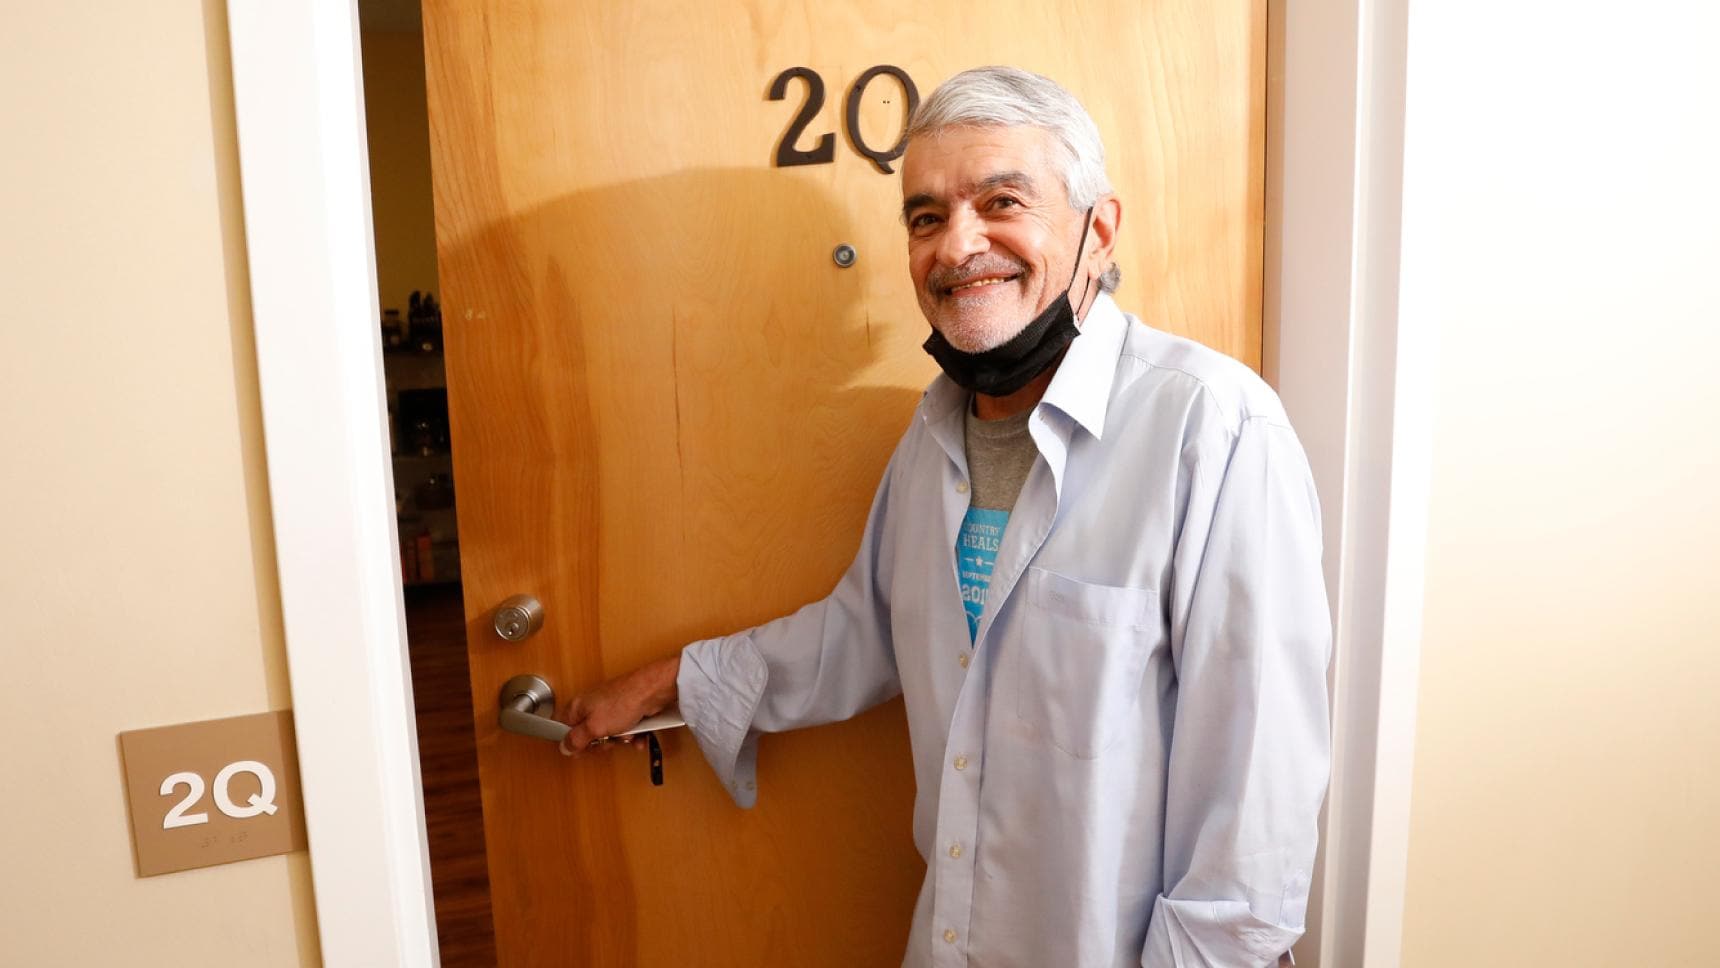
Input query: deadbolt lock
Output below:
<box><xmin>492</xmin><ymin>594</ymin><xmax>545</xmax><ymax>642</ymax></box>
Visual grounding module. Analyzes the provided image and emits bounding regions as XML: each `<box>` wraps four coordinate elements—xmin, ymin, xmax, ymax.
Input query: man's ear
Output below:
<box><xmin>1089</xmin><ymin>194</ymin><xmax>1122</xmax><ymax>271</ymax></box>
<box><xmin>1075</xmin><ymin>195</ymin><xmax>1123</xmax><ymax>321</ymax></box>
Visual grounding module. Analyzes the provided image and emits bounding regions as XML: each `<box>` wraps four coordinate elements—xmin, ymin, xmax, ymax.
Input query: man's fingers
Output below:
<box><xmin>560</xmin><ymin>722</ymin><xmax>595</xmax><ymax>758</ymax></box>
<box><xmin>556</xmin><ymin>696</ymin><xmax>588</xmax><ymax>757</ymax></box>
<box><xmin>558</xmin><ymin>694</ymin><xmax>587</xmax><ymax>727</ymax></box>
<box><xmin>554</xmin><ymin>689</ymin><xmax>648</xmax><ymax>759</ymax></box>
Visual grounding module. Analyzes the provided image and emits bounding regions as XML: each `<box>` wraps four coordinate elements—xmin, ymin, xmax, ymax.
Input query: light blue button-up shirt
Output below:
<box><xmin>677</xmin><ymin>294</ymin><xmax>1331</xmax><ymax>968</ymax></box>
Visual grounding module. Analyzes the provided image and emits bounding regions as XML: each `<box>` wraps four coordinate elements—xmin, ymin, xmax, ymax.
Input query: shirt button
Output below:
<box><xmin>953</xmin><ymin>755</ymin><xmax>969</xmax><ymax>771</ymax></box>
<box><xmin>948</xmin><ymin>843</ymin><xmax>963</xmax><ymax>859</ymax></box>
<box><xmin>958</xmin><ymin>652</ymin><xmax>970</xmax><ymax>669</ymax></box>
<box><xmin>955</xmin><ymin>481</ymin><xmax>969</xmax><ymax>494</ymax></box>
<box><xmin>944</xmin><ymin>929</ymin><xmax>958</xmax><ymax>944</ymax></box>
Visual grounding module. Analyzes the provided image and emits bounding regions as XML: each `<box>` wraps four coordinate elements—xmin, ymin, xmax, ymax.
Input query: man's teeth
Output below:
<box><xmin>951</xmin><ymin>277</ymin><xmax>1013</xmax><ymax>292</ymax></box>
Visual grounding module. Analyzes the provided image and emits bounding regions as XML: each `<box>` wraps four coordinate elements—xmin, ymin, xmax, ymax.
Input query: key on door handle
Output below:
<box><xmin>497</xmin><ymin>673</ymin><xmax>686</xmax><ymax>782</ymax></box>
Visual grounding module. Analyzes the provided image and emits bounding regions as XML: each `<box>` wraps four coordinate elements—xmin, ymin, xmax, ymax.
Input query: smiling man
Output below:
<box><xmin>561</xmin><ymin>67</ymin><xmax>1331</xmax><ymax>968</ymax></box>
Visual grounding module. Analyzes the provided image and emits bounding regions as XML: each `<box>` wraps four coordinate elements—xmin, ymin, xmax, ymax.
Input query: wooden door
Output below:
<box><xmin>422</xmin><ymin>2</ymin><xmax>1264</xmax><ymax>964</ymax></box>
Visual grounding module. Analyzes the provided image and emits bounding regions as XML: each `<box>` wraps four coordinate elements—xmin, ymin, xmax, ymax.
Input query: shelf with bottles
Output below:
<box><xmin>392</xmin><ymin>450</ymin><xmax>454</xmax><ymax>466</ymax></box>
<box><xmin>380</xmin><ymin>290</ymin><xmax>443</xmax><ymax>355</ymax></box>
<box><xmin>382</xmin><ymin>290</ymin><xmax>461</xmax><ymax>587</ymax></box>
<box><xmin>383</xmin><ymin>352</ymin><xmax>448</xmax><ymax>393</ymax></box>
<box><xmin>396</xmin><ymin>466</ymin><xmax>455</xmax><ymax>512</ymax></box>
<box><xmin>399</xmin><ymin>527</ymin><xmax>461</xmax><ymax>587</ymax></box>
<box><xmin>396</xmin><ymin>473</ymin><xmax>457</xmax><ymax>586</ymax></box>
<box><xmin>390</xmin><ymin>386</ymin><xmax>451</xmax><ymax>459</ymax></box>
<box><xmin>381</xmin><ymin>291</ymin><xmax>447</xmax><ymax>395</ymax></box>
<box><xmin>396</xmin><ymin>493</ymin><xmax>460</xmax><ymax>588</ymax></box>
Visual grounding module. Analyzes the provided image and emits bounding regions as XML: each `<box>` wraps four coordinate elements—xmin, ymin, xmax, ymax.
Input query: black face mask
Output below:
<box><xmin>922</xmin><ymin>209</ymin><xmax>1097</xmax><ymax>397</ymax></box>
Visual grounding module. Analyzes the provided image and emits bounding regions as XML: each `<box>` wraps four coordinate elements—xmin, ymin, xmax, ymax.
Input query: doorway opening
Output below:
<box><xmin>357</xmin><ymin>4</ymin><xmax>497</xmax><ymax>964</ymax></box>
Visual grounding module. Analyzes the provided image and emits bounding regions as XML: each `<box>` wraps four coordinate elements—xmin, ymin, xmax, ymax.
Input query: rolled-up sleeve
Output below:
<box><xmin>1143</xmin><ymin>416</ymin><xmax>1333</xmax><ymax>967</ymax></box>
<box><xmin>677</xmin><ymin>446</ymin><xmax>905</xmax><ymax>808</ymax></box>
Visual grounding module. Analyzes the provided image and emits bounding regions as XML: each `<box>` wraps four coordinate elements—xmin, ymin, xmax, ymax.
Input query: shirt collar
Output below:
<box><xmin>1040</xmin><ymin>291</ymin><xmax>1125</xmax><ymax>440</ymax></box>
<box><xmin>921</xmin><ymin>369</ymin><xmax>970</xmax><ymax>476</ymax></box>
<box><xmin>919</xmin><ymin>293</ymin><xmax>1127</xmax><ymax>472</ymax></box>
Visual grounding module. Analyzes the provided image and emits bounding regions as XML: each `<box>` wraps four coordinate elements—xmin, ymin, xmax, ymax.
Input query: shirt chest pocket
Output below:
<box><xmin>1009</xmin><ymin>567</ymin><xmax>1163</xmax><ymax>759</ymax></box>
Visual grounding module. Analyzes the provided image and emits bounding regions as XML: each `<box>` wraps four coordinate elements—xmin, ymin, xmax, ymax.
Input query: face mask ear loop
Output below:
<box><xmin>1076</xmin><ymin>266</ymin><xmax>1099</xmax><ymax>320</ymax></box>
<box><xmin>1070</xmin><ymin>207</ymin><xmax>1098</xmax><ymax>319</ymax></box>
<box><xmin>1067</xmin><ymin>207</ymin><xmax>1095</xmax><ymax>291</ymax></box>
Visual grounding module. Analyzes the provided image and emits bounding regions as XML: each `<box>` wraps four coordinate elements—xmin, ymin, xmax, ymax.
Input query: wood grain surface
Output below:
<box><xmin>421</xmin><ymin>1</ymin><xmax>1264</xmax><ymax>964</ymax></box>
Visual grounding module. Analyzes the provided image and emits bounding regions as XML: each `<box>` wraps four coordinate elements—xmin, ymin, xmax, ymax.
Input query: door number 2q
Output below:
<box><xmin>160</xmin><ymin>760</ymin><xmax>279</xmax><ymax>829</ymax></box>
<box><xmin>770</xmin><ymin>65</ymin><xmax>921</xmax><ymax>173</ymax></box>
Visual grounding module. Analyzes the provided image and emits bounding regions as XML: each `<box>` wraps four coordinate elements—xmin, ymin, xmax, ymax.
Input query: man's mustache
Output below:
<box><xmin>926</xmin><ymin>257</ymin><xmax>1030</xmax><ymax>295</ymax></box>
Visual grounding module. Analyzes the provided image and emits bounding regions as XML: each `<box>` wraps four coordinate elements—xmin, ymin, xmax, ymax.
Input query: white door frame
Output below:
<box><xmin>224</xmin><ymin>2</ymin><xmax>1428</xmax><ymax>965</ymax></box>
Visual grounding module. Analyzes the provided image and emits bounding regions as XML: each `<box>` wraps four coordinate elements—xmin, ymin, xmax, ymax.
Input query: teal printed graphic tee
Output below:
<box><xmin>957</xmin><ymin>401</ymin><xmax>1039</xmax><ymax>641</ymax></box>
<box><xmin>957</xmin><ymin>507</ymin><xmax>1010</xmax><ymax>640</ymax></box>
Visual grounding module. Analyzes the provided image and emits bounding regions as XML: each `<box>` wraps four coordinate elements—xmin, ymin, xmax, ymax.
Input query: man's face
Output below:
<box><xmin>901</xmin><ymin>125</ymin><xmax>1089</xmax><ymax>353</ymax></box>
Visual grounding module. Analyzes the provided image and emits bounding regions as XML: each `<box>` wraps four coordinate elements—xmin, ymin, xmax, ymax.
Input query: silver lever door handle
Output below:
<box><xmin>498</xmin><ymin>674</ymin><xmax>570</xmax><ymax>743</ymax></box>
<box><xmin>497</xmin><ymin>674</ymin><xmax>689</xmax><ymax>745</ymax></box>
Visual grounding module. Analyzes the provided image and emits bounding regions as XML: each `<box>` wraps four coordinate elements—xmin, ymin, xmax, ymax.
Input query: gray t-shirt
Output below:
<box><xmin>956</xmin><ymin>403</ymin><xmax>1040</xmax><ymax>640</ymax></box>
<box><xmin>964</xmin><ymin>404</ymin><xmax>1039</xmax><ymax>511</ymax></box>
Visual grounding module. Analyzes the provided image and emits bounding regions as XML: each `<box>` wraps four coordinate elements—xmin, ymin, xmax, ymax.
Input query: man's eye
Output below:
<box><xmin>992</xmin><ymin>196</ymin><xmax>1020</xmax><ymax>210</ymax></box>
<box><xmin>910</xmin><ymin>213</ymin><xmax>941</xmax><ymax>229</ymax></box>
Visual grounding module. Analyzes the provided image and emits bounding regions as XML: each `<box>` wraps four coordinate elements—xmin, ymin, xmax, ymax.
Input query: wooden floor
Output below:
<box><xmin>404</xmin><ymin>581</ymin><xmax>498</xmax><ymax>967</ymax></box>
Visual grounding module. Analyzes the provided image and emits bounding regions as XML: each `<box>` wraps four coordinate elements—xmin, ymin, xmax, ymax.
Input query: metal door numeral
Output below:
<box><xmin>770</xmin><ymin>66</ymin><xmax>920</xmax><ymax>173</ymax></box>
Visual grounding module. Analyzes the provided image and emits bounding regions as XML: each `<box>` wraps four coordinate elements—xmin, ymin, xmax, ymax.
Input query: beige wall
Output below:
<box><xmin>0</xmin><ymin>1</ymin><xmax>319</xmax><ymax>964</ymax></box>
<box><xmin>1399</xmin><ymin>4</ymin><xmax>1720</xmax><ymax>966</ymax></box>
<box><xmin>361</xmin><ymin>29</ymin><xmax>440</xmax><ymax>321</ymax></box>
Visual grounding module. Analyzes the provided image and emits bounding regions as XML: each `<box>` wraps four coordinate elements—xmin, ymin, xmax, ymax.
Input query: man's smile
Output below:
<box><xmin>944</xmin><ymin>273</ymin><xmax>1022</xmax><ymax>297</ymax></box>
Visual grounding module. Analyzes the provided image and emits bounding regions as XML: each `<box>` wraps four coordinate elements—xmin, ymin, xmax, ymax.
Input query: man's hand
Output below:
<box><xmin>556</xmin><ymin>655</ymin><xmax>681</xmax><ymax>757</ymax></box>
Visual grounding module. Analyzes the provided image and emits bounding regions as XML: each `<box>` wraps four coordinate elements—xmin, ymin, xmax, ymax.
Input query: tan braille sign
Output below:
<box><xmin>118</xmin><ymin>710</ymin><xmax>308</xmax><ymax>877</ymax></box>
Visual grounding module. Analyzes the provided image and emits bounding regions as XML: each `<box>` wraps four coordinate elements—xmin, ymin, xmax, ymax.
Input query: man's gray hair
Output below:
<box><xmin>907</xmin><ymin>66</ymin><xmax>1121</xmax><ymax>292</ymax></box>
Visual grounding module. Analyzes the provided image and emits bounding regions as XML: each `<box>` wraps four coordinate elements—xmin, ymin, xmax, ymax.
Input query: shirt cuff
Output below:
<box><xmin>1141</xmin><ymin>895</ymin><xmax>1299</xmax><ymax>968</ymax></box>
<box><xmin>677</xmin><ymin>634</ymin><xmax>769</xmax><ymax>808</ymax></box>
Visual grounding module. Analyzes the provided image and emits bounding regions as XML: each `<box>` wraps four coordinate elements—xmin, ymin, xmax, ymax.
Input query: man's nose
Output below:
<box><xmin>935</xmin><ymin>209</ymin><xmax>989</xmax><ymax>267</ymax></box>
